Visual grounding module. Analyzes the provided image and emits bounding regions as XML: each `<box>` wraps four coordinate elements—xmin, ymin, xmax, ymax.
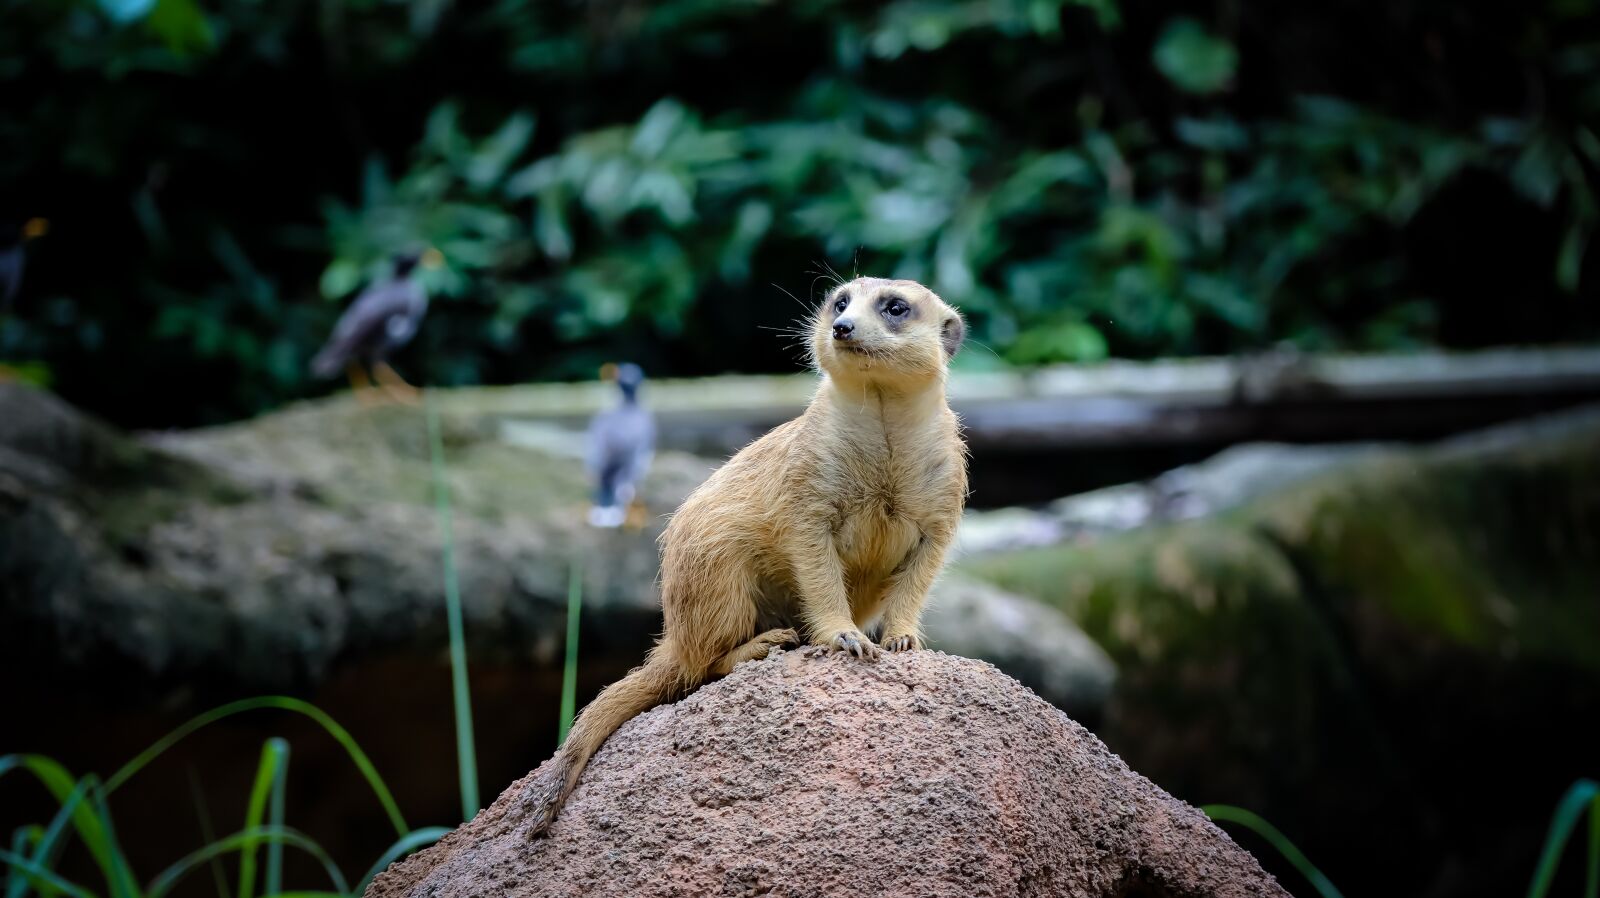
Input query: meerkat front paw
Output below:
<box><xmin>820</xmin><ymin>628</ymin><xmax>881</xmax><ymax>660</ymax></box>
<box><xmin>879</xmin><ymin>632</ymin><xmax>922</xmax><ymax>652</ymax></box>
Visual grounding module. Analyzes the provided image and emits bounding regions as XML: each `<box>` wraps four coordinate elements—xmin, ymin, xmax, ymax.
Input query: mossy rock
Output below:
<box><xmin>0</xmin><ymin>385</ymin><xmax>712</xmax><ymax>702</ymax></box>
<box><xmin>961</xmin><ymin>406</ymin><xmax>1600</xmax><ymax>897</ymax></box>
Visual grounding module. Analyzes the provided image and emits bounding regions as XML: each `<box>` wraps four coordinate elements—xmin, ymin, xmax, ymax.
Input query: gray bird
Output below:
<box><xmin>586</xmin><ymin>362</ymin><xmax>656</xmax><ymax>529</ymax></box>
<box><xmin>1</xmin><ymin>218</ymin><xmax>48</xmax><ymax>313</ymax></box>
<box><xmin>311</xmin><ymin>247</ymin><xmax>441</xmax><ymax>402</ymax></box>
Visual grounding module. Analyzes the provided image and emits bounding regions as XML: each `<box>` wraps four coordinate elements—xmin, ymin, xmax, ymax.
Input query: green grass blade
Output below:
<box><xmin>85</xmin><ymin>784</ymin><xmax>138</xmax><ymax>898</ymax></box>
<box><xmin>0</xmin><ymin>758</ymin><xmax>122</xmax><ymax>898</ymax></box>
<box><xmin>6</xmin><ymin>829</ymin><xmax>39</xmax><ymax>898</ymax></box>
<box><xmin>558</xmin><ymin>561</ymin><xmax>582</xmax><ymax>745</ymax></box>
<box><xmin>354</xmin><ymin>827</ymin><xmax>451</xmax><ymax>895</ymax></box>
<box><xmin>265</xmin><ymin>746</ymin><xmax>287</xmax><ymax>898</ymax></box>
<box><xmin>1526</xmin><ymin>779</ymin><xmax>1600</xmax><ymax>898</ymax></box>
<box><xmin>1203</xmin><ymin>804</ymin><xmax>1344</xmax><ymax>898</ymax></box>
<box><xmin>185</xmin><ymin>769</ymin><xmax>231</xmax><ymax>898</ymax></box>
<box><xmin>99</xmin><ymin>697</ymin><xmax>408</xmax><ymax>836</ymax></box>
<box><xmin>145</xmin><ymin>828</ymin><xmax>346</xmax><ymax>898</ymax></box>
<box><xmin>237</xmin><ymin>740</ymin><xmax>289</xmax><ymax>898</ymax></box>
<box><xmin>9</xmin><ymin>778</ymin><xmax>91</xmax><ymax>898</ymax></box>
<box><xmin>0</xmin><ymin>851</ymin><xmax>97</xmax><ymax>898</ymax></box>
<box><xmin>1587</xmin><ymin>791</ymin><xmax>1598</xmax><ymax>898</ymax></box>
<box><xmin>426</xmin><ymin>392</ymin><xmax>480</xmax><ymax>820</ymax></box>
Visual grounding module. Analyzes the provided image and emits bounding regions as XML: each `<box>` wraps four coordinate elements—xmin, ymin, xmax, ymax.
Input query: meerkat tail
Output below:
<box><xmin>526</xmin><ymin>647</ymin><xmax>692</xmax><ymax>836</ymax></box>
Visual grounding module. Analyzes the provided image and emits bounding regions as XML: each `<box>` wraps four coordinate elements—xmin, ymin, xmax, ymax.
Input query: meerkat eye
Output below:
<box><xmin>883</xmin><ymin>297</ymin><xmax>909</xmax><ymax>318</ymax></box>
<box><xmin>834</xmin><ymin>297</ymin><xmax>849</xmax><ymax>314</ymax></box>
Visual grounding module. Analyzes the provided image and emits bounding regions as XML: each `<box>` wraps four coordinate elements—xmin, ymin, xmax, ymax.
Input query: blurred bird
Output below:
<box><xmin>586</xmin><ymin>362</ymin><xmax>656</xmax><ymax>529</ymax></box>
<box><xmin>310</xmin><ymin>247</ymin><xmax>442</xmax><ymax>404</ymax></box>
<box><xmin>1</xmin><ymin>217</ymin><xmax>49</xmax><ymax>313</ymax></box>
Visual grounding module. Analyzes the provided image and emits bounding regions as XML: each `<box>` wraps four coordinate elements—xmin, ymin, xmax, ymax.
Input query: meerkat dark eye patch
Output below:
<box><xmin>831</xmin><ymin>294</ymin><xmax>850</xmax><ymax>316</ymax></box>
<box><xmin>879</xmin><ymin>293</ymin><xmax>913</xmax><ymax>321</ymax></box>
<box><xmin>941</xmin><ymin>315</ymin><xmax>965</xmax><ymax>358</ymax></box>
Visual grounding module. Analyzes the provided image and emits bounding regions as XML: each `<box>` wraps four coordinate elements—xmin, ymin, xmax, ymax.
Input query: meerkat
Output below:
<box><xmin>524</xmin><ymin>276</ymin><xmax>968</xmax><ymax>835</ymax></box>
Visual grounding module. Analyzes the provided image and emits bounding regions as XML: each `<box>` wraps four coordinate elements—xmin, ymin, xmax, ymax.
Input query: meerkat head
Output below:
<box><xmin>811</xmin><ymin>277</ymin><xmax>965</xmax><ymax>390</ymax></box>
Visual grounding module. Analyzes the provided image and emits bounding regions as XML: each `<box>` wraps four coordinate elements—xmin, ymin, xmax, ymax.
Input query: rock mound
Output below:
<box><xmin>369</xmin><ymin>651</ymin><xmax>1284</xmax><ymax>898</ymax></box>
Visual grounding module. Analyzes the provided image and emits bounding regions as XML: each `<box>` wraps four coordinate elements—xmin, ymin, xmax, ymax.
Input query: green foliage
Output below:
<box><xmin>2</xmin><ymin>0</ymin><xmax>1597</xmax><ymax>425</ymax></box>
<box><xmin>1</xmin><ymin>699</ymin><xmax>445</xmax><ymax>898</ymax></box>
<box><xmin>303</xmin><ymin>3</ymin><xmax>1600</xmax><ymax>374</ymax></box>
<box><xmin>1203</xmin><ymin>804</ymin><xmax>1343</xmax><ymax>898</ymax></box>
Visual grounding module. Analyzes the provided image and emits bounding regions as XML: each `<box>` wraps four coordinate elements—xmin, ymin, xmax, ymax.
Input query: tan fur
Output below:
<box><xmin>525</xmin><ymin>277</ymin><xmax>968</xmax><ymax>835</ymax></box>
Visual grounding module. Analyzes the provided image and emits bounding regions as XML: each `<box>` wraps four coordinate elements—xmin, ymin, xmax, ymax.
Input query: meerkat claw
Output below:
<box><xmin>881</xmin><ymin>634</ymin><xmax>920</xmax><ymax>652</ymax></box>
<box><xmin>829</xmin><ymin>630</ymin><xmax>881</xmax><ymax>660</ymax></box>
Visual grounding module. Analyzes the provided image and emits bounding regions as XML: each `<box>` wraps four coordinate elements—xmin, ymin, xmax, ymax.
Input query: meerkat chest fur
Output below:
<box><xmin>805</xmin><ymin>386</ymin><xmax>956</xmax><ymax>581</ymax></box>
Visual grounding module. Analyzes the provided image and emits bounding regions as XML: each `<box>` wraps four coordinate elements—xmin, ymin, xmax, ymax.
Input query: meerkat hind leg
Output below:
<box><xmin>710</xmin><ymin>628</ymin><xmax>800</xmax><ymax>676</ymax></box>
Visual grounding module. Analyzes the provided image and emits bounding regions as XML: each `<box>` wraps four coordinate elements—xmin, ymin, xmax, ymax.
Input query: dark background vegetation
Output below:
<box><xmin>4</xmin><ymin>0</ymin><xmax>1598</xmax><ymax>428</ymax></box>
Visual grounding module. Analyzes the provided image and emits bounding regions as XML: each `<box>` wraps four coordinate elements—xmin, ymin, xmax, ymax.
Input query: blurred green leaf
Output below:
<box><xmin>1154</xmin><ymin>19</ymin><xmax>1237</xmax><ymax>94</ymax></box>
<box><xmin>319</xmin><ymin>261</ymin><xmax>362</xmax><ymax>300</ymax></box>
<box><xmin>99</xmin><ymin>0</ymin><xmax>158</xmax><ymax>25</ymax></box>
<box><xmin>1009</xmin><ymin>319</ymin><xmax>1109</xmax><ymax>364</ymax></box>
<box><xmin>145</xmin><ymin>0</ymin><xmax>214</xmax><ymax>55</ymax></box>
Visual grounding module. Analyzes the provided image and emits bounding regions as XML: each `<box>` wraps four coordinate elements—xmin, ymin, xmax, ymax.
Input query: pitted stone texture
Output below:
<box><xmin>369</xmin><ymin>651</ymin><xmax>1285</xmax><ymax>898</ymax></box>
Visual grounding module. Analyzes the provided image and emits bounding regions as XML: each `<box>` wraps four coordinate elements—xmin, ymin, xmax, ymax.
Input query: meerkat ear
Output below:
<box><xmin>941</xmin><ymin>314</ymin><xmax>966</xmax><ymax>358</ymax></box>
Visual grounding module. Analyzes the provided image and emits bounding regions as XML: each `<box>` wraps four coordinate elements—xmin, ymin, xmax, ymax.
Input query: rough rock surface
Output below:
<box><xmin>370</xmin><ymin>651</ymin><xmax>1284</xmax><ymax>898</ymax></box>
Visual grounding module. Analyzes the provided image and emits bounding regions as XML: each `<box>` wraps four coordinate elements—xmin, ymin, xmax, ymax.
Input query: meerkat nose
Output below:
<box><xmin>833</xmin><ymin>320</ymin><xmax>855</xmax><ymax>340</ymax></box>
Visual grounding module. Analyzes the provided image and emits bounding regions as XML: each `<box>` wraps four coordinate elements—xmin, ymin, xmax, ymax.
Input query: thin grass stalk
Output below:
<box><xmin>559</xmin><ymin>562</ymin><xmax>582</xmax><ymax>744</ymax></box>
<box><xmin>238</xmin><ymin>740</ymin><xmax>289</xmax><ymax>898</ymax></box>
<box><xmin>5</xmin><ymin>830</ymin><xmax>36</xmax><ymax>898</ymax></box>
<box><xmin>9</xmin><ymin>778</ymin><xmax>91</xmax><ymax>898</ymax></box>
<box><xmin>95</xmin><ymin>698</ymin><xmax>407</xmax><ymax>836</ymax></box>
<box><xmin>267</xmin><ymin>743</ymin><xmax>289</xmax><ymax>898</ymax></box>
<box><xmin>85</xmin><ymin>786</ymin><xmax>137</xmax><ymax>898</ymax></box>
<box><xmin>1526</xmin><ymin>779</ymin><xmax>1600</xmax><ymax>898</ymax></box>
<box><xmin>1202</xmin><ymin>804</ymin><xmax>1343</xmax><ymax>898</ymax></box>
<box><xmin>425</xmin><ymin>392</ymin><xmax>480</xmax><ymax>820</ymax></box>
<box><xmin>185</xmin><ymin>769</ymin><xmax>232</xmax><ymax>898</ymax></box>
<box><xmin>0</xmin><ymin>852</ymin><xmax>95</xmax><ymax>898</ymax></box>
<box><xmin>1588</xmin><ymin>794</ymin><xmax>1598</xmax><ymax>898</ymax></box>
<box><xmin>0</xmin><ymin>757</ymin><xmax>120</xmax><ymax>897</ymax></box>
<box><xmin>353</xmin><ymin>828</ymin><xmax>451</xmax><ymax>895</ymax></box>
<box><xmin>145</xmin><ymin>828</ymin><xmax>346</xmax><ymax>898</ymax></box>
